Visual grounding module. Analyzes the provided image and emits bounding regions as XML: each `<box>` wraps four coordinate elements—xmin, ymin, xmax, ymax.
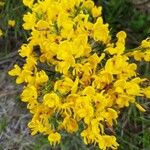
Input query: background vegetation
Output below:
<box><xmin>0</xmin><ymin>0</ymin><xmax>150</xmax><ymax>149</ymax></box>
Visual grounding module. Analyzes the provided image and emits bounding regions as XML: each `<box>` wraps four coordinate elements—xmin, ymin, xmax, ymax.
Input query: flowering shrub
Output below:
<box><xmin>8</xmin><ymin>0</ymin><xmax>150</xmax><ymax>149</ymax></box>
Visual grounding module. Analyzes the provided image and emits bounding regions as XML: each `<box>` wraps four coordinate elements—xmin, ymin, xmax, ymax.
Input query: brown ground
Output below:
<box><xmin>0</xmin><ymin>59</ymin><xmax>35</xmax><ymax>150</ymax></box>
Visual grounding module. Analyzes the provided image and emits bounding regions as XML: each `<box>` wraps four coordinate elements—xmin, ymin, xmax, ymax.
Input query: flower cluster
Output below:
<box><xmin>9</xmin><ymin>0</ymin><xmax>150</xmax><ymax>149</ymax></box>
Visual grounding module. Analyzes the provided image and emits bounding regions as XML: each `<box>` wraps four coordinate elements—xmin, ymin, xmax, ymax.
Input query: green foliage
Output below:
<box><xmin>98</xmin><ymin>0</ymin><xmax>150</xmax><ymax>48</ymax></box>
<box><xmin>32</xmin><ymin>135</ymin><xmax>51</xmax><ymax>150</ymax></box>
<box><xmin>0</xmin><ymin>117</ymin><xmax>7</xmax><ymax>133</ymax></box>
<box><xmin>116</xmin><ymin>104</ymin><xmax>150</xmax><ymax>150</ymax></box>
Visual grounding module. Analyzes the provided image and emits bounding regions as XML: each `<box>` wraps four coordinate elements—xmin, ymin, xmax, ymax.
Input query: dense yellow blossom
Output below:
<box><xmin>8</xmin><ymin>0</ymin><xmax>150</xmax><ymax>149</ymax></box>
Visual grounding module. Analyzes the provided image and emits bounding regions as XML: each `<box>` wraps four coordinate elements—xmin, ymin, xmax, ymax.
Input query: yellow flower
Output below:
<box><xmin>21</xmin><ymin>85</ymin><xmax>37</xmax><ymax>102</ymax></box>
<box><xmin>56</xmin><ymin>41</ymin><xmax>72</xmax><ymax>60</ymax></box>
<box><xmin>106</xmin><ymin>31</ymin><xmax>126</xmax><ymax>55</ymax></box>
<box><xmin>0</xmin><ymin>29</ymin><xmax>3</xmax><ymax>37</ymax></box>
<box><xmin>82</xmin><ymin>86</ymin><xmax>95</xmax><ymax>98</ymax></box>
<box><xmin>125</xmin><ymin>81</ymin><xmax>140</xmax><ymax>96</ymax></box>
<box><xmin>83</xmin><ymin>0</ymin><xmax>94</xmax><ymax>9</ymax></box>
<box><xmin>43</xmin><ymin>93</ymin><xmax>60</xmax><ymax>108</ymax></box>
<box><xmin>28</xmin><ymin>119</ymin><xmax>47</xmax><ymax>135</ymax></box>
<box><xmin>116</xmin><ymin>31</ymin><xmax>127</xmax><ymax>39</ymax></box>
<box><xmin>114</xmin><ymin>79</ymin><xmax>141</xmax><ymax>96</ymax></box>
<box><xmin>105</xmin><ymin>108</ymin><xmax>118</xmax><ymax>126</ymax></box>
<box><xmin>93</xmin><ymin>17</ymin><xmax>109</xmax><ymax>43</ymax></box>
<box><xmin>144</xmin><ymin>50</ymin><xmax>150</xmax><ymax>61</ymax></box>
<box><xmin>62</xmin><ymin>117</ymin><xmax>78</xmax><ymax>133</ymax></box>
<box><xmin>75</xmin><ymin>96</ymin><xmax>94</xmax><ymax>124</ymax></box>
<box><xmin>92</xmin><ymin>6</ymin><xmax>102</xmax><ymax>18</ymax></box>
<box><xmin>88</xmin><ymin>53</ymin><xmax>102</xmax><ymax>72</ymax></box>
<box><xmin>143</xmin><ymin>86</ymin><xmax>150</xmax><ymax>98</ymax></box>
<box><xmin>81</xmin><ymin>127</ymin><xmax>97</xmax><ymax>145</ymax></box>
<box><xmin>141</xmin><ymin>38</ymin><xmax>150</xmax><ymax>48</ymax></box>
<box><xmin>35</xmin><ymin>20</ymin><xmax>50</xmax><ymax>31</ymax></box>
<box><xmin>35</xmin><ymin>70</ymin><xmax>49</xmax><ymax>84</ymax></box>
<box><xmin>56</xmin><ymin>58</ymin><xmax>75</xmax><ymax>75</ymax></box>
<box><xmin>94</xmin><ymin>92</ymin><xmax>109</xmax><ymax>112</ymax></box>
<box><xmin>8</xmin><ymin>64</ymin><xmax>21</xmax><ymax>76</ymax></box>
<box><xmin>92</xmin><ymin>72</ymin><xmax>113</xmax><ymax>90</ymax></box>
<box><xmin>48</xmin><ymin>132</ymin><xmax>61</xmax><ymax>146</ymax></box>
<box><xmin>105</xmin><ymin>55</ymin><xmax>129</xmax><ymax>75</ymax></box>
<box><xmin>98</xmin><ymin>135</ymin><xmax>119</xmax><ymax>150</ymax></box>
<box><xmin>72</xmin><ymin>34</ymin><xmax>90</xmax><ymax>58</ymax></box>
<box><xmin>9</xmin><ymin>63</ymin><xmax>34</xmax><ymax>84</ymax></box>
<box><xmin>8</xmin><ymin>20</ymin><xmax>16</xmax><ymax>27</ymax></box>
<box><xmin>54</xmin><ymin>77</ymin><xmax>78</xmax><ymax>94</ymax></box>
<box><xmin>24</xmin><ymin>56</ymin><xmax>37</xmax><ymax>71</ymax></box>
<box><xmin>23</xmin><ymin>12</ymin><xmax>36</xmax><ymax>30</ymax></box>
<box><xmin>23</xmin><ymin>0</ymin><xmax>34</xmax><ymax>8</ymax></box>
<box><xmin>19</xmin><ymin>44</ymin><xmax>33</xmax><ymax>58</ymax></box>
<box><xmin>134</xmin><ymin>51</ymin><xmax>144</xmax><ymax>61</ymax></box>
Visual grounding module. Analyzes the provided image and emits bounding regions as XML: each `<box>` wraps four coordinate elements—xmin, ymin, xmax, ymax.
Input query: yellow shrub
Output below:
<box><xmin>9</xmin><ymin>0</ymin><xmax>150</xmax><ymax>149</ymax></box>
